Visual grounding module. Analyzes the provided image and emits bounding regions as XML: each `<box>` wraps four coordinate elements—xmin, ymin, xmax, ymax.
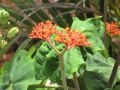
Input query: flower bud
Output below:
<box><xmin>7</xmin><ymin>27</ymin><xmax>19</xmax><ymax>39</ymax></box>
<box><xmin>0</xmin><ymin>40</ymin><xmax>7</xmax><ymax>48</ymax></box>
<box><xmin>0</xmin><ymin>9</ymin><xmax>9</xmax><ymax>25</ymax></box>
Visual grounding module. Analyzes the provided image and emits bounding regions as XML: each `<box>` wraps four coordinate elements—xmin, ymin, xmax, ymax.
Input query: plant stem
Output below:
<box><xmin>47</xmin><ymin>40</ymin><xmax>68</xmax><ymax>90</ymax></box>
<box><xmin>47</xmin><ymin>39</ymin><xmax>60</xmax><ymax>54</ymax></box>
<box><xmin>29</xmin><ymin>84</ymin><xmax>76</xmax><ymax>90</ymax></box>
<box><xmin>103</xmin><ymin>0</ymin><xmax>108</xmax><ymax>48</ymax></box>
<box><xmin>107</xmin><ymin>48</ymin><xmax>120</xmax><ymax>88</ymax></box>
<box><xmin>59</xmin><ymin>53</ymin><xmax>68</xmax><ymax>90</ymax></box>
<box><xmin>73</xmin><ymin>72</ymin><xmax>80</xmax><ymax>90</ymax></box>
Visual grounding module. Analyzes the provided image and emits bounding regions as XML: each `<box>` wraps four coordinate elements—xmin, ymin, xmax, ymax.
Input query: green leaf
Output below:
<box><xmin>71</xmin><ymin>16</ymin><xmax>105</xmax><ymax>39</ymax></box>
<box><xmin>34</xmin><ymin>41</ymin><xmax>62</xmax><ymax>83</ymax></box>
<box><xmin>83</xmin><ymin>31</ymin><xmax>105</xmax><ymax>53</ymax></box>
<box><xmin>83</xmin><ymin>52</ymin><xmax>120</xmax><ymax>90</ymax></box>
<box><xmin>104</xmin><ymin>88</ymin><xmax>114</xmax><ymax>90</ymax></box>
<box><xmin>13</xmin><ymin>38</ymin><xmax>32</xmax><ymax>58</ymax></box>
<box><xmin>28</xmin><ymin>40</ymin><xmax>43</xmax><ymax>57</ymax></box>
<box><xmin>0</xmin><ymin>50</ymin><xmax>40</xmax><ymax>90</ymax></box>
<box><xmin>64</xmin><ymin>47</ymin><xmax>85</xmax><ymax>76</ymax></box>
<box><xmin>84</xmin><ymin>71</ymin><xmax>107</xmax><ymax>90</ymax></box>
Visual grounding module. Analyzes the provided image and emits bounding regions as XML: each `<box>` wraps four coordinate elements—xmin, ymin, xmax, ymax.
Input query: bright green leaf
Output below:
<box><xmin>83</xmin><ymin>31</ymin><xmax>105</xmax><ymax>53</ymax></box>
<box><xmin>0</xmin><ymin>50</ymin><xmax>40</xmax><ymax>90</ymax></box>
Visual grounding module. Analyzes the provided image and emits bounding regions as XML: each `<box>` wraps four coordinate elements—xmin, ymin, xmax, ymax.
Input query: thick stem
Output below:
<box><xmin>59</xmin><ymin>53</ymin><xmax>68</xmax><ymax>90</ymax></box>
<box><xmin>47</xmin><ymin>39</ymin><xmax>68</xmax><ymax>90</ymax></box>
<box><xmin>73</xmin><ymin>72</ymin><xmax>80</xmax><ymax>90</ymax></box>
<box><xmin>29</xmin><ymin>84</ymin><xmax>75</xmax><ymax>90</ymax></box>
<box><xmin>107</xmin><ymin>48</ymin><xmax>120</xmax><ymax>88</ymax></box>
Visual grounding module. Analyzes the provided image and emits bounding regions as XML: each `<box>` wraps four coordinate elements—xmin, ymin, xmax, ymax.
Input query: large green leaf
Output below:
<box><xmin>83</xmin><ymin>52</ymin><xmax>120</xmax><ymax>90</ymax></box>
<box><xmin>71</xmin><ymin>17</ymin><xmax>105</xmax><ymax>53</ymax></box>
<box><xmin>0</xmin><ymin>50</ymin><xmax>40</xmax><ymax>90</ymax></box>
<box><xmin>64</xmin><ymin>47</ymin><xmax>85</xmax><ymax>76</ymax></box>
<box><xmin>34</xmin><ymin>41</ymin><xmax>62</xmax><ymax>83</ymax></box>
<box><xmin>71</xmin><ymin>16</ymin><xmax>105</xmax><ymax>38</ymax></box>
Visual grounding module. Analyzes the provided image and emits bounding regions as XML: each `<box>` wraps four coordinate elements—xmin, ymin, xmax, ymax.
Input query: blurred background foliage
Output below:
<box><xmin>0</xmin><ymin>0</ymin><xmax>119</xmax><ymax>65</ymax></box>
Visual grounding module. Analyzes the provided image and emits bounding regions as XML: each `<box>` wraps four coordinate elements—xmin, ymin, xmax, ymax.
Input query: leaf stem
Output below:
<box><xmin>107</xmin><ymin>48</ymin><xmax>120</xmax><ymax>88</ymax></box>
<box><xmin>73</xmin><ymin>72</ymin><xmax>80</xmax><ymax>90</ymax></box>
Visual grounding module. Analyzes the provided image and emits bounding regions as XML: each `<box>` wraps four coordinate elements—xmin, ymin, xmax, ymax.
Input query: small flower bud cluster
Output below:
<box><xmin>0</xmin><ymin>34</ymin><xmax>7</xmax><ymax>49</ymax></box>
<box><xmin>0</xmin><ymin>9</ymin><xmax>19</xmax><ymax>49</ymax></box>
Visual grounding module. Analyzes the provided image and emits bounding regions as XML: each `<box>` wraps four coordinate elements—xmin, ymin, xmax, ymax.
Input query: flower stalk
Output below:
<box><xmin>47</xmin><ymin>39</ymin><xmax>68</xmax><ymax>90</ymax></box>
<box><xmin>58</xmin><ymin>53</ymin><xmax>68</xmax><ymax>90</ymax></box>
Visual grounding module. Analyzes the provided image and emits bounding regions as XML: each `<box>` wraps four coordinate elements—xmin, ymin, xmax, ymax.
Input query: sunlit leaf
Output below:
<box><xmin>0</xmin><ymin>50</ymin><xmax>40</xmax><ymax>90</ymax></box>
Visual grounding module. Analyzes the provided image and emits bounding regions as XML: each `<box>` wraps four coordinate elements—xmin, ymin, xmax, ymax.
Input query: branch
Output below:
<box><xmin>29</xmin><ymin>84</ymin><xmax>76</xmax><ymax>90</ymax></box>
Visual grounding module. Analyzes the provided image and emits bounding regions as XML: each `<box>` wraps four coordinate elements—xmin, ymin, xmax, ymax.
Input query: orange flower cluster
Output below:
<box><xmin>29</xmin><ymin>21</ymin><xmax>91</xmax><ymax>49</ymax></box>
<box><xmin>29</xmin><ymin>20</ymin><xmax>57</xmax><ymax>41</ymax></box>
<box><xmin>106</xmin><ymin>22</ymin><xmax>120</xmax><ymax>37</ymax></box>
<box><xmin>55</xmin><ymin>27</ymin><xmax>91</xmax><ymax>49</ymax></box>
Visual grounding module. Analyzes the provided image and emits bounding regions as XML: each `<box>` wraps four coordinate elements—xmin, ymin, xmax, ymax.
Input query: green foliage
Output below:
<box><xmin>71</xmin><ymin>17</ymin><xmax>105</xmax><ymax>53</ymax></box>
<box><xmin>34</xmin><ymin>38</ymin><xmax>85</xmax><ymax>83</ymax></box>
<box><xmin>0</xmin><ymin>14</ymin><xmax>119</xmax><ymax>89</ymax></box>
<box><xmin>34</xmin><ymin>41</ymin><xmax>63</xmax><ymax>83</ymax></box>
<box><xmin>0</xmin><ymin>0</ymin><xmax>120</xmax><ymax>89</ymax></box>
<box><xmin>84</xmin><ymin>52</ymin><xmax>120</xmax><ymax>90</ymax></box>
<box><xmin>0</xmin><ymin>50</ymin><xmax>40</xmax><ymax>90</ymax></box>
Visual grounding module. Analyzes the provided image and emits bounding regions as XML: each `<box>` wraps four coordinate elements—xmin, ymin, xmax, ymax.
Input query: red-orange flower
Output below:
<box><xmin>29</xmin><ymin>20</ymin><xmax>57</xmax><ymax>41</ymax></box>
<box><xmin>29</xmin><ymin>21</ymin><xmax>91</xmax><ymax>49</ymax></box>
<box><xmin>106</xmin><ymin>22</ymin><xmax>120</xmax><ymax>37</ymax></box>
<box><xmin>55</xmin><ymin>27</ymin><xmax>91</xmax><ymax>49</ymax></box>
